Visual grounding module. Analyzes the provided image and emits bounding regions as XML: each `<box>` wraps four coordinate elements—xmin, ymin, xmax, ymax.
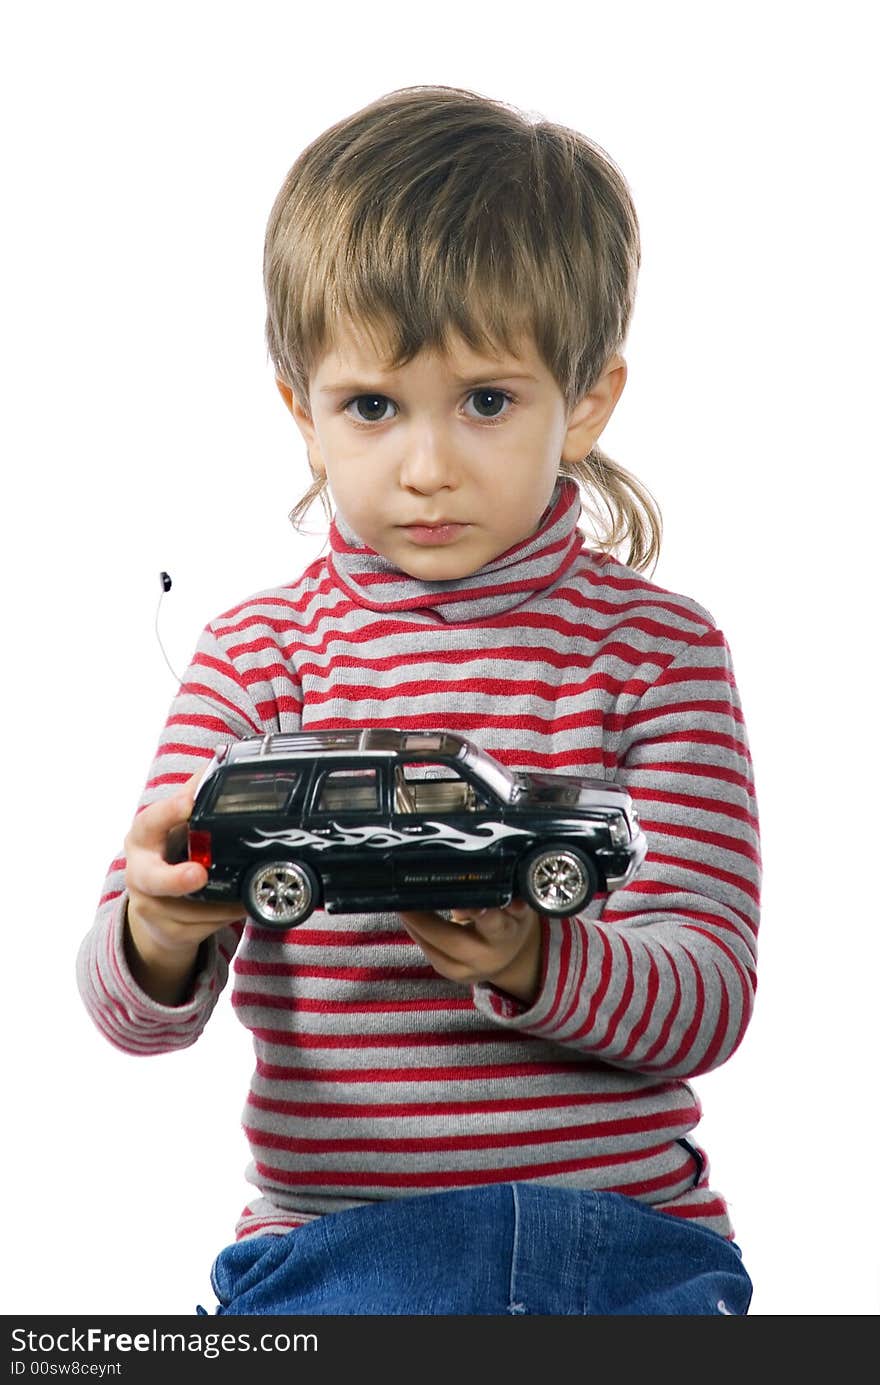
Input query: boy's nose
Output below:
<box><xmin>398</xmin><ymin>431</ymin><xmax>460</xmax><ymax>493</ymax></box>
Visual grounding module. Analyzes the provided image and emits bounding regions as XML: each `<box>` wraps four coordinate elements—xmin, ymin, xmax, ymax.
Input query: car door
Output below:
<box><xmin>300</xmin><ymin>759</ymin><xmax>394</xmax><ymax>909</ymax></box>
<box><xmin>389</xmin><ymin>756</ymin><xmax>515</xmax><ymax>905</ymax></box>
<box><xmin>197</xmin><ymin>763</ymin><xmax>307</xmax><ymax>890</ymax></box>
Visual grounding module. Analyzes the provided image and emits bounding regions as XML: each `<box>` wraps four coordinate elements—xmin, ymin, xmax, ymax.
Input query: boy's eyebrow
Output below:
<box><xmin>319</xmin><ymin>369</ymin><xmax>538</xmax><ymax>394</ymax></box>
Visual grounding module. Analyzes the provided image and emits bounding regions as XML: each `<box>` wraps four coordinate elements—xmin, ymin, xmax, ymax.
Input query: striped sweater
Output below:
<box><xmin>77</xmin><ymin>479</ymin><xmax>761</xmax><ymax>1243</ymax></box>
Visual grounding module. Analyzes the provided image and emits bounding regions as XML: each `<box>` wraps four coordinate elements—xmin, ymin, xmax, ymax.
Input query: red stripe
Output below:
<box><xmin>658</xmin><ymin>952</ymin><xmax>705</xmax><ymax>1071</ymax></box>
<box><xmin>572</xmin><ymin>928</ymin><xmax>614</xmax><ymax>1041</ymax></box>
<box><xmin>165</xmin><ymin>711</ymin><xmax>246</xmax><ymax>737</ymax></box>
<box><xmin>256</xmin><ymin>695</ymin><xmax>303</xmax><ymax>720</ymax></box>
<box><xmin>173</xmin><ymin>680</ymin><xmax>263</xmax><ymax>733</ymax></box>
<box><xmin>140</xmin><ymin>772</ymin><xmax>202</xmax><ymax>797</ymax></box>
<box><xmin>233</xmin><ymin>991</ymin><xmax>472</xmax><ymax>1015</ymax></box>
<box><xmin>603</xmin><ymin>881</ymin><xmax>757</xmax><ymax>938</ymax></box>
<box><xmin>628</xmin><ymin>847</ymin><xmax>760</xmax><ymax>905</ymax></box>
<box><xmin>339</xmin><ymin>554</ymin><xmax>582</xmax><ymax>608</ymax></box>
<box><xmin>471</xmin><ymin>745</ymin><xmax>611</xmax><ymax>772</ymax></box>
<box><xmin>692</xmin><ymin>965</ymin><xmax>731</xmax><ymax>1075</ymax></box>
<box><xmin>234</xmin><ymin>960</ymin><xmax>437</xmax><ymax>981</ymax></box>
<box><xmin>235</xmin><ymin>1219</ymin><xmax>311</xmax><ymax>1238</ymax></box>
<box><xmin>295</xmin><ymin>674</ymin><xmax>667</xmax><ymax>706</ymax></box>
<box><xmin>211</xmin><ymin>656</ymin><xmax>300</xmax><ymax>690</ymax></box>
<box><xmin>239</xmin><ymin>925</ymin><xmax>413</xmax><ymax>947</ymax></box>
<box><xmin>278</xmin><ymin>640</ymin><xmax>674</xmax><ymax>681</ymax></box>
<box><xmin>245</xmin><ymin>1080</ymin><xmax>685</xmax><ymax>1120</ymax></box>
<box><xmin>640</xmin><ymin>946</ymin><xmax>683</xmax><ymax>1065</ymax></box>
<box><xmin>254</xmin><ymin>1141</ymin><xmax>677</xmax><ymax>1188</ymax></box>
<box><xmin>546</xmin><ymin>583</ymin><xmax>714</xmax><ymax>632</ymax></box>
<box><xmin>550</xmin><ymin>918</ymin><xmax>589</xmax><ymax>1033</ymax></box>
<box><xmin>255</xmin><ymin>1058</ymin><xmax>590</xmax><ymax>1083</ymax></box>
<box><xmin>154</xmin><ymin>741</ymin><xmax>221</xmax><ymax>760</ymax></box>
<box><xmin>190</xmin><ymin>649</ymin><xmax>261</xmax><ymax>696</ymax></box>
<box><xmin>545</xmin><ymin>916</ymin><xmax>575</xmax><ymax>1028</ymax></box>
<box><xmin>605</xmin><ymin>1162</ymin><xmax>703</xmax><ymax>1198</ymax></box>
<box><xmin>667</xmin><ymin>910</ymin><xmax>759</xmax><ymax>957</ymax></box>
<box><xmin>662</xmin><ymin>1197</ymin><xmax>729</xmax><ymax>1222</ymax></box>
<box><xmin>619</xmin><ymin>949</ymin><xmax>661</xmax><ymax>1059</ymax></box>
<box><xmin>569</xmin><ymin>560</ymin><xmax>717</xmax><ymax>618</ymax></box>
<box><xmin>639</xmin><ymin>823</ymin><xmax>760</xmax><ymax>871</ymax></box>
<box><xmin>244</xmin><ymin>1106</ymin><xmax>701</xmax><ymax>1154</ymax></box>
<box><xmin>637</xmin><ymin>791</ymin><xmax>759</xmax><ymax>834</ymax></box>
<box><xmin>214</xmin><ymin>563</ymin><xmax>332</xmax><ymax>622</ymax></box>
<box><xmin>100</xmin><ymin>928</ymin><xmax>202</xmax><ymax>1051</ymax></box>
<box><xmin>250</xmin><ymin>1026</ymin><xmax>530</xmax><ymax>1050</ymax></box>
<box><xmin>590</xmin><ymin>931</ymin><xmax>635</xmax><ymax>1053</ymax></box>
<box><xmin>625</xmin><ymin>754</ymin><xmax>755</xmax><ymax>796</ymax></box>
<box><xmin>300</xmin><ymin>709</ymin><xmax>608</xmax><ymax>737</ymax></box>
<box><xmin>297</xmin><ymin>703</ymin><xmax>743</xmax><ymax>739</ymax></box>
<box><xmin>222</xmin><ymin>604</ymin><xmax>718</xmax><ymax>660</ymax></box>
<box><xmin>616</xmin><ymin>698</ymin><xmax>746</xmax><ymax>736</ymax></box>
<box><xmin>682</xmin><ymin>925</ymin><xmax>755</xmax><ymax>1055</ymax></box>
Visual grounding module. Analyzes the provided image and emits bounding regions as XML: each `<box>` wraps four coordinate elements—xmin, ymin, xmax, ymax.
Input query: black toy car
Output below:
<box><xmin>185</xmin><ymin>728</ymin><xmax>648</xmax><ymax>929</ymax></box>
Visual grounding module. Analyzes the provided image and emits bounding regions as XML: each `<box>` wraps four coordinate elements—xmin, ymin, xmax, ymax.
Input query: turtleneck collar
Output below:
<box><xmin>327</xmin><ymin>478</ymin><xmax>585</xmax><ymax>624</ymax></box>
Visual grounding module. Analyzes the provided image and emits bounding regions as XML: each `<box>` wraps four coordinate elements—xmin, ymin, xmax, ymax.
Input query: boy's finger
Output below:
<box><xmin>128</xmin><ymin>856</ymin><xmax>207</xmax><ymax>900</ymax></box>
<box><xmin>399</xmin><ymin>910</ymin><xmax>482</xmax><ymax>958</ymax></box>
<box><xmin>126</xmin><ymin>771</ymin><xmax>209</xmax><ymax>851</ymax></box>
<box><xmin>126</xmin><ymin>795</ymin><xmax>191</xmax><ymax>852</ymax></box>
<box><xmin>449</xmin><ymin>908</ymin><xmax>488</xmax><ymax>925</ymax></box>
<box><xmin>182</xmin><ymin>767</ymin><xmax>209</xmax><ymax>793</ymax></box>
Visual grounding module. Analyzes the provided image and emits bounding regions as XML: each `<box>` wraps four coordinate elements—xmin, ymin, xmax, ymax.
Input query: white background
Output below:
<box><xmin>3</xmin><ymin>0</ymin><xmax>877</xmax><ymax>1319</ymax></box>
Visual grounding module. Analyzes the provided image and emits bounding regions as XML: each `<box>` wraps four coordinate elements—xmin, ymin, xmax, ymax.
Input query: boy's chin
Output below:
<box><xmin>390</xmin><ymin>534</ymin><xmax>507</xmax><ymax>582</ymax></box>
<box><xmin>395</xmin><ymin>552</ymin><xmax>486</xmax><ymax>582</ymax></box>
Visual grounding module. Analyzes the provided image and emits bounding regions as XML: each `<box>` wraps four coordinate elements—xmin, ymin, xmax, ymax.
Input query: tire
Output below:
<box><xmin>244</xmin><ymin>860</ymin><xmax>318</xmax><ymax>928</ymax></box>
<box><xmin>520</xmin><ymin>844</ymin><xmax>596</xmax><ymax>916</ymax></box>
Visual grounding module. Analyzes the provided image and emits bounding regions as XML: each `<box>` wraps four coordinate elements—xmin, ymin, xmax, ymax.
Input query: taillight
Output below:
<box><xmin>188</xmin><ymin>829</ymin><xmax>212</xmax><ymax>870</ymax></box>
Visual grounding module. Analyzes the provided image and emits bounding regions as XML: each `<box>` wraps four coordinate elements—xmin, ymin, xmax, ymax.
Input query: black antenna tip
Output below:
<box><xmin>160</xmin><ymin>571</ymin><xmax>172</xmax><ymax>593</ymax></box>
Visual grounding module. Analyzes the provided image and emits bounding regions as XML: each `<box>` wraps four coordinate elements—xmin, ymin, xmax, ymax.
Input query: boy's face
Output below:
<box><xmin>280</xmin><ymin>321</ymin><xmax>625</xmax><ymax>582</ymax></box>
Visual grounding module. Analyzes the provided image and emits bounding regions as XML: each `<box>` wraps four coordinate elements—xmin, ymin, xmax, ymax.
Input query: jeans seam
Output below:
<box><xmin>507</xmin><ymin>1184</ymin><xmax>527</xmax><ymax>1314</ymax></box>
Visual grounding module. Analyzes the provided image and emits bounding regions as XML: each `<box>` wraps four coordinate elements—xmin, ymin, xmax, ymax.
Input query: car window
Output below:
<box><xmin>394</xmin><ymin>762</ymin><xmax>488</xmax><ymax>814</ymax></box>
<box><xmin>401</xmin><ymin>733</ymin><xmax>445</xmax><ymax>752</ymax></box>
<box><xmin>208</xmin><ymin>769</ymin><xmax>300</xmax><ymax>815</ymax></box>
<box><xmin>314</xmin><ymin>766</ymin><xmax>380</xmax><ymax>813</ymax></box>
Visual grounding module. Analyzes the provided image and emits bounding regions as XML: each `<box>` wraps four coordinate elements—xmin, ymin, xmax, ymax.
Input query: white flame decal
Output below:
<box><xmin>242</xmin><ymin>820</ymin><xmax>532</xmax><ymax>853</ymax></box>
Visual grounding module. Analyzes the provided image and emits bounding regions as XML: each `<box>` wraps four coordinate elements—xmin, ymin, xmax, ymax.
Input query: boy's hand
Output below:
<box><xmin>123</xmin><ymin>770</ymin><xmax>245</xmax><ymax>1003</ymax></box>
<box><xmin>398</xmin><ymin>900</ymin><xmax>543</xmax><ymax>1005</ymax></box>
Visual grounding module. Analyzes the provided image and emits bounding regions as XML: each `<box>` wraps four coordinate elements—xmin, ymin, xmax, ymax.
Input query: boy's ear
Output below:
<box><xmin>275</xmin><ymin>378</ymin><xmax>327</xmax><ymax>479</ymax></box>
<box><xmin>275</xmin><ymin>378</ymin><xmax>296</xmax><ymax>414</ymax></box>
<box><xmin>560</xmin><ymin>355</ymin><xmax>628</xmax><ymax>464</ymax></box>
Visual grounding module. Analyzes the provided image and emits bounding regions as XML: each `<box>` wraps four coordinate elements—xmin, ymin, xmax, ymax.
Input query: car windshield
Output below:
<box><xmin>460</xmin><ymin>742</ymin><xmax>518</xmax><ymax>803</ymax></box>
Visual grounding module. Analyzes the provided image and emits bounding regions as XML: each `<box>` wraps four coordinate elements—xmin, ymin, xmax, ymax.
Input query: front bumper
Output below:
<box><xmin>600</xmin><ymin>830</ymin><xmax>649</xmax><ymax>890</ymax></box>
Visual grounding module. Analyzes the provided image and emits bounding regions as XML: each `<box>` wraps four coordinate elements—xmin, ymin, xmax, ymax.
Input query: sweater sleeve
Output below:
<box><xmin>473</xmin><ymin>627</ymin><xmax>761</xmax><ymax>1079</ymax></box>
<box><xmin>76</xmin><ymin>622</ymin><xmax>266</xmax><ymax>1055</ymax></box>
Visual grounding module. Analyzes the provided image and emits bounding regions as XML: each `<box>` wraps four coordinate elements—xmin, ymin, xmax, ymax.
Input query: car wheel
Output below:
<box><xmin>520</xmin><ymin>844</ymin><xmax>596</xmax><ymax>916</ymax></box>
<box><xmin>244</xmin><ymin>860</ymin><xmax>318</xmax><ymax>928</ymax></box>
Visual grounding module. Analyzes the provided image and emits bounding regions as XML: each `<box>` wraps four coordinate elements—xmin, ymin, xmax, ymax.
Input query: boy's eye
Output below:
<box><xmin>342</xmin><ymin>389</ymin><xmax>513</xmax><ymax>426</ymax></box>
<box><xmin>467</xmin><ymin>389</ymin><xmax>511</xmax><ymax>420</ymax></box>
<box><xmin>345</xmin><ymin>394</ymin><xmax>396</xmax><ymax>424</ymax></box>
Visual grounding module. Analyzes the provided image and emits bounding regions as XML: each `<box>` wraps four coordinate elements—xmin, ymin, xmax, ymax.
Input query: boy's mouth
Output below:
<box><xmin>401</xmin><ymin>522</ymin><xmax>469</xmax><ymax>546</ymax></box>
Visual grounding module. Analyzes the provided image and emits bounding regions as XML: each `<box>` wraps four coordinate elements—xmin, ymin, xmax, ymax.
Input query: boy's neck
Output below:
<box><xmin>328</xmin><ymin>478</ymin><xmax>586</xmax><ymax>624</ymax></box>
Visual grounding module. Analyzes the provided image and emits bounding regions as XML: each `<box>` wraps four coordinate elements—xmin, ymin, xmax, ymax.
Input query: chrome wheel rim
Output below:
<box><xmin>528</xmin><ymin>851</ymin><xmax>589</xmax><ymax>912</ymax></box>
<box><xmin>249</xmin><ymin>863</ymin><xmax>312</xmax><ymax>924</ymax></box>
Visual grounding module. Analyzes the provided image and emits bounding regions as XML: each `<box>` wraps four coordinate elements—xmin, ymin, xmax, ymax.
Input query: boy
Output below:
<box><xmin>78</xmin><ymin>85</ymin><xmax>759</xmax><ymax>1315</ymax></box>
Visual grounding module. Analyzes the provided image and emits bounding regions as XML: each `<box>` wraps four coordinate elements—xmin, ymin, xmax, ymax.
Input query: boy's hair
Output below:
<box><xmin>264</xmin><ymin>85</ymin><xmax>661</xmax><ymax>571</ymax></box>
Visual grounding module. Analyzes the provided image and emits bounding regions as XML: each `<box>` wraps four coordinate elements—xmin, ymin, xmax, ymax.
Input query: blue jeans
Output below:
<box><xmin>204</xmin><ymin>1185</ymin><xmax>752</xmax><ymax>1316</ymax></box>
